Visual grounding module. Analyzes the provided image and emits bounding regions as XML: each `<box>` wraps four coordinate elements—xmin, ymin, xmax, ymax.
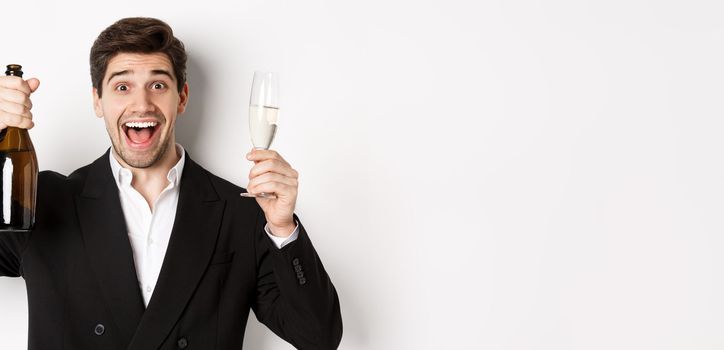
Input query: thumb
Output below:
<box><xmin>27</xmin><ymin>78</ymin><xmax>40</xmax><ymax>93</ymax></box>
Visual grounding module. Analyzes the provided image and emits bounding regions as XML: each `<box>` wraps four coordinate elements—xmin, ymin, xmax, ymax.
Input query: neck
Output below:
<box><xmin>112</xmin><ymin>141</ymin><xmax>180</xmax><ymax>210</ymax></box>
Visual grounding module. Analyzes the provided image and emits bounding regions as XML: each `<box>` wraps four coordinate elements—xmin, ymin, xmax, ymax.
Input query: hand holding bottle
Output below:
<box><xmin>0</xmin><ymin>67</ymin><xmax>39</xmax><ymax>130</ymax></box>
<box><xmin>0</xmin><ymin>65</ymin><xmax>39</xmax><ymax>231</ymax></box>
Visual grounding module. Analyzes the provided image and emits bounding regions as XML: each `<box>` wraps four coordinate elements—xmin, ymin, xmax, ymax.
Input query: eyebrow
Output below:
<box><xmin>106</xmin><ymin>69</ymin><xmax>175</xmax><ymax>84</ymax></box>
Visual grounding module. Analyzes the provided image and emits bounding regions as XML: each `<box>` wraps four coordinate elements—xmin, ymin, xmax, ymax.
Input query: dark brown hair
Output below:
<box><xmin>90</xmin><ymin>17</ymin><xmax>187</xmax><ymax>97</ymax></box>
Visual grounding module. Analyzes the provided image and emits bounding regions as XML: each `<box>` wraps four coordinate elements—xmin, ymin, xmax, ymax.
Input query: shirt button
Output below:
<box><xmin>146</xmin><ymin>286</ymin><xmax>152</xmax><ymax>293</ymax></box>
<box><xmin>149</xmin><ymin>239</ymin><xmax>155</xmax><ymax>245</ymax></box>
<box><xmin>94</xmin><ymin>324</ymin><xmax>105</xmax><ymax>336</ymax></box>
<box><xmin>177</xmin><ymin>337</ymin><xmax>188</xmax><ymax>348</ymax></box>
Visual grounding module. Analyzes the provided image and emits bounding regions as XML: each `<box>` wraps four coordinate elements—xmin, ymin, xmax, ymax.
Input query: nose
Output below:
<box><xmin>128</xmin><ymin>89</ymin><xmax>157</xmax><ymax>115</ymax></box>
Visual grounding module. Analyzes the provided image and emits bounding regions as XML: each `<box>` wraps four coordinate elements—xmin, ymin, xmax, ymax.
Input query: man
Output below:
<box><xmin>0</xmin><ymin>17</ymin><xmax>342</xmax><ymax>349</ymax></box>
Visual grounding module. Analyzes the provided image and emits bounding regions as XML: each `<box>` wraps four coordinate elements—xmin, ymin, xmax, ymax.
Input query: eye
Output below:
<box><xmin>115</xmin><ymin>84</ymin><xmax>129</xmax><ymax>92</ymax></box>
<box><xmin>151</xmin><ymin>82</ymin><xmax>167</xmax><ymax>90</ymax></box>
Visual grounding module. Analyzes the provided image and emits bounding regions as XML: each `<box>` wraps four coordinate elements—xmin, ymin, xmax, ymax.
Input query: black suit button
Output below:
<box><xmin>294</xmin><ymin>265</ymin><xmax>303</xmax><ymax>272</ymax></box>
<box><xmin>299</xmin><ymin>277</ymin><xmax>307</xmax><ymax>285</ymax></box>
<box><xmin>296</xmin><ymin>271</ymin><xmax>305</xmax><ymax>278</ymax></box>
<box><xmin>178</xmin><ymin>337</ymin><xmax>188</xmax><ymax>348</ymax></box>
<box><xmin>94</xmin><ymin>324</ymin><xmax>105</xmax><ymax>336</ymax></box>
<box><xmin>292</xmin><ymin>258</ymin><xmax>300</xmax><ymax>266</ymax></box>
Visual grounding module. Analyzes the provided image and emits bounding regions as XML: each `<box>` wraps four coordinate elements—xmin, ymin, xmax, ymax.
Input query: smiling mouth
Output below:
<box><xmin>122</xmin><ymin>121</ymin><xmax>160</xmax><ymax>146</ymax></box>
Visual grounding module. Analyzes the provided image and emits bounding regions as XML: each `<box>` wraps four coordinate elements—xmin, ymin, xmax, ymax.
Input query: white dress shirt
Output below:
<box><xmin>109</xmin><ymin>145</ymin><xmax>298</xmax><ymax>307</ymax></box>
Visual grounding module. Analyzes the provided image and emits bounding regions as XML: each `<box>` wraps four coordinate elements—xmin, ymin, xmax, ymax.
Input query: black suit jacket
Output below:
<box><xmin>0</xmin><ymin>150</ymin><xmax>342</xmax><ymax>349</ymax></box>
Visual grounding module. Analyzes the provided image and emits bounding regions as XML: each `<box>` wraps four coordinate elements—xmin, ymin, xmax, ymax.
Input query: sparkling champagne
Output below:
<box><xmin>249</xmin><ymin>104</ymin><xmax>279</xmax><ymax>150</ymax></box>
<box><xmin>0</xmin><ymin>65</ymin><xmax>38</xmax><ymax>231</ymax></box>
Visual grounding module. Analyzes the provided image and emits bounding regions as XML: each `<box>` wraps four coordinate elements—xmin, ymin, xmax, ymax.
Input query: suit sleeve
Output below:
<box><xmin>0</xmin><ymin>231</ymin><xmax>30</xmax><ymax>277</ymax></box>
<box><xmin>252</xmin><ymin>211</ymin><xmax>343</xmax><ymax>349</ymax></box>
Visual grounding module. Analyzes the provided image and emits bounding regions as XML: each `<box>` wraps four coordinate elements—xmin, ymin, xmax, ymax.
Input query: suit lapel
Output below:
<box><xmin>127</xmin><ymin>155</ymin><xmax>225</xmax><ymax>350</ymax></box>
<box><xmin>75</xmin><ymin>150</ymin><xmax>145</xmax><ymax>346</ymax></box>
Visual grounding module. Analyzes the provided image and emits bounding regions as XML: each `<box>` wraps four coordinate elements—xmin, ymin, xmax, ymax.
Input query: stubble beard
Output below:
<box><xmin>113</xmin><ymin>136</ymin><xmax>171</xmax><ymax>169</ymax></box>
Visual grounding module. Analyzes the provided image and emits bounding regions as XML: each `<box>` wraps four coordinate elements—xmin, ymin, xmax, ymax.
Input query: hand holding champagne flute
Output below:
<box><xmin>241</xmin><ymin>71</ymin><xmax>280</xmax><ymax>199</ymax></box>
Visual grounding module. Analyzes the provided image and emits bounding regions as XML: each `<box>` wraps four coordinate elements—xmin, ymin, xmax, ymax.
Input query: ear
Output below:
<box><xmin>92</xmin><ymin>88</ymin><xmax>103</xmax><ymax>118</ymax></box>
<box><xmin>177</xmin><ymin>83</ymin><xmax>189</xmax><ymax>114</ymax></box>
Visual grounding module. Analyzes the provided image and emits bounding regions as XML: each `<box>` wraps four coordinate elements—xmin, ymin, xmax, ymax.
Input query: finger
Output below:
<box><xmin>249</xmin><ymin>159</ymin><xmax>298</xmax><ymax>179</ymax></box>
<box><xmin>247</xmin><ymin>149</ymin><xmax>288</xmax><ymax>164</ymax></box>
<box><xmin>0</xmin><ymin>76</ymin><xmax>31</xmax><ymax>95</ymax></box>
<box><xmin>0</xmin><ymin>86</ymin><xmax>34</xmax><ymax>111</ymax></box>
<box><xmin>248</xmin><ymin>172</ymin><xmax>298</xmax><ymax>191</ymax></box>
<box><xmin>0</xmin><ymin>110</ymin><xmax>34</xmax><ymax>129</ymax></box>
<box><xmin>0</xmin><ymin>99</ymin><xmax>32</xmax><ymax>119</ymax></box>
<box><xmin>0</xmin><ymin>86</ymin><xmax>30</xmax><ymax>106</ymax></box>
<box><xmin>20</xmin><ymin>116</ymin><xmax>34</xmax><ymax>129</ymax></box>
<box><xmin>248</xmin><ymin>181</ymin><xmax>297</xmax><ymax>198</ymax></box>
<box><xmin>21</xmin><ymin>110</ymin><xmax>34</xmax><ymax>128</ymax></box>
<box><xmin>27</xmin><ymin>78</ymin><xmax>40</xmax><ymax>93</ymax></box>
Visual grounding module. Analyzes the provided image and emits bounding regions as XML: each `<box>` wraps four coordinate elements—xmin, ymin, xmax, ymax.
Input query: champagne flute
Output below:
<box><xmin>241</xmin><ymin>71</ymin><xmax>279</xmax><ymax>198</ymax></box>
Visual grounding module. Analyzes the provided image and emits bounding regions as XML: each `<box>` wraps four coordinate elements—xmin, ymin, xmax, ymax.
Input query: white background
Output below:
<box><xmin>1</xmin><ymin>0</ymin><xmax>723</xmax><ymax>349</ymax></box>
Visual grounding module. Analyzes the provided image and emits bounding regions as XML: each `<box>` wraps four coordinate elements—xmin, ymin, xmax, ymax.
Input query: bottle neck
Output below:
<box><xmin>0</xmin><ymin>127</ymin><xmax>34</xmax><ymax>152</ymax></box>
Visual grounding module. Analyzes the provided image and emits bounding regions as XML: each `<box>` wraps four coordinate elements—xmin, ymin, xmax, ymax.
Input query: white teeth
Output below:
<box><xmin>125</xmin><ymin>121</ymin><xmax>158</xmax><ymax>128</ymax></box>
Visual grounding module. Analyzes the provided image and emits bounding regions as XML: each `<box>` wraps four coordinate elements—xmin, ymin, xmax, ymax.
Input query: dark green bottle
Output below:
<box><xmin>0</xmin><ymin>64</ymin><xmax>38</xmax><ymax>231</ymax></box>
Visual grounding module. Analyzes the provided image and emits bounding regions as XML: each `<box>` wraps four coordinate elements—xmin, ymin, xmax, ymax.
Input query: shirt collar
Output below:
<box><xmin>109</xmin><ymin>144</ymin><xmax>186</xmax><ymax>188</ymax></box>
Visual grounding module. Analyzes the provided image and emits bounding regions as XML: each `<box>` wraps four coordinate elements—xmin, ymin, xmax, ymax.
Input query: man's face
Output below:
<box><xmin>93</xmin><ymin>52</ymin><xmax>188</xmax><ymax>168</ymax></box>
